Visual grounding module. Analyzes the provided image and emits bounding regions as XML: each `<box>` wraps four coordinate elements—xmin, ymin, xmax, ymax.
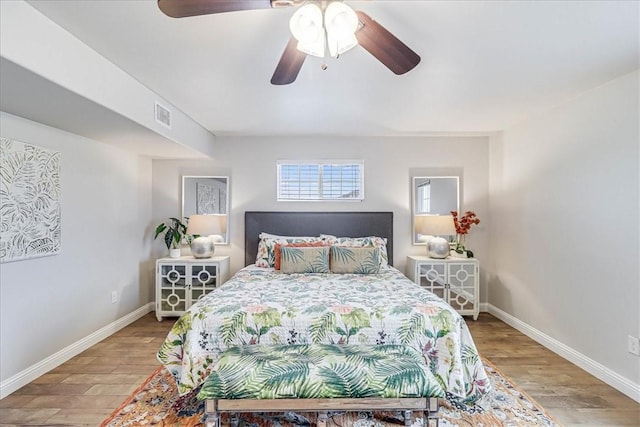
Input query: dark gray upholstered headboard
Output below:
<box><xmin>245</xmin><ymin>211</ymin><xmax>393</xmax><ymax>267</ymax></box>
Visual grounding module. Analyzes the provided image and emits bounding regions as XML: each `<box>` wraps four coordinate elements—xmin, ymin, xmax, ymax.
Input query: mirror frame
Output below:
<box><xmin>181</xmin><ymin>175</ymin><xmax>230</xmax><ymax>245</ymax></box>
<box><xmin>412</xmin><ymin>176</ymin><xmax>460</xmax><ymax>245</ymax></box>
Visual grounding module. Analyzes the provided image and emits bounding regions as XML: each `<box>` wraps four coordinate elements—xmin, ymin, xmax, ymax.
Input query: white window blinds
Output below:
<box><xmin>277</xmin><ymin>161</ymin><xmax>364</xmax><ymax>201</ymax></box>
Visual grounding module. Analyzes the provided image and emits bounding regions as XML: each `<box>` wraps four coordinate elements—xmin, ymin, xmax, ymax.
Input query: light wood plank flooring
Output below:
<box><xmin>0</xmin><ymin>312</ymin><xmax>638</xmax><ymax>426</ymax></box>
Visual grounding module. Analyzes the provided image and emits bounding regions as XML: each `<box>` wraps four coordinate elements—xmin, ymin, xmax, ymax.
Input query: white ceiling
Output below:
<box><xmin>21</xmin><ymin>0</ymin><xmax>640</xmax><ymax>137</ymax></box>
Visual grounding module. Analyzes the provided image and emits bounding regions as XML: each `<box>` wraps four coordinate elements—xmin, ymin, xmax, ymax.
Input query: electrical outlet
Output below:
<box><xmin>111</xmin><ymin>290</ymin><xmax>118</xmax><ymax>304</ymax></box>
<box><xmin>628</xmin><ymin>335</ymin><xmax>640</xmax><ymax>356</ymax></box>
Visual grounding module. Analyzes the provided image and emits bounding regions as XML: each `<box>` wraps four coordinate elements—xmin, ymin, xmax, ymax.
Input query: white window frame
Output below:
<box><xmin>277</xmin><ymin>160</ymin><xmax>365</xmax><ymax>202</ymax></box>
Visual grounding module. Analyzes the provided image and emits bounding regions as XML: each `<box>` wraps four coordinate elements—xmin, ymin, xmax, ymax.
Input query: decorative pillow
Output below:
<box><xmin>255</xmin><ymin>235</ymin><xmax>321</xmax><ymax>268</ymax></box>
<box><xmin>330</xmin><ymin>246</ymin><xmax>381</xmax><ymax>274</ymax></box>
<box><xmin>321</xmin><ymin>235</ymin><xmax>389</xmax><ymax>267</ymax></box>
<box><xmin>280</xmin><ymin>246</ymin><xmax>330</xmax><ymax>274</ymax></box>
<box><xmin>259</xmin><ymin>232</ymin><xmax>317</xmax><ymax>240</ymax></box>
<box><xmin>274</xmin><ymin>241</ymin><xmax>327</xmax><ymax>270</ymax></box>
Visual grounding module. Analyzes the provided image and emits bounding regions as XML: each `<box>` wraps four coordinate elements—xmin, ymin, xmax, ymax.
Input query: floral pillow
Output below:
<box><xmin>255</xmin><ymin>234</ymin><xmax>321</xmax><ymax>268</ymax></box>
<box><xmin>280</xmin><ymin>246</ymin><xmax>330</xmax><ymax>274</ymax></box>
<box><xmin>330</xmin><ymin>246</ymin><xmax>381</xmax><ymax>274</ymax></box>
<box><xmin>321</xmin><ymin>235</ymin><xmax>389</xmax><ymax>267</ymax></box>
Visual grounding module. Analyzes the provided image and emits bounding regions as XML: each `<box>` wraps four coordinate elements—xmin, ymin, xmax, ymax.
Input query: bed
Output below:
<box><xmin>157</xmin><ymin>211</ymin><xmax>490</xmax><ymax>421</ymax></box>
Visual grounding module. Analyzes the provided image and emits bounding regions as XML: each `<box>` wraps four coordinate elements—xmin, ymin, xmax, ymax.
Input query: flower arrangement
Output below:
<box><xmin>450</xmin><ymin>211</ymin><xmax>480</xmax><ymax>256</ymax></box>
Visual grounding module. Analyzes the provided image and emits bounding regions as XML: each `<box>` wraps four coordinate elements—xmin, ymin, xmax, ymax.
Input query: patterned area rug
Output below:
<box><xmin>100</xmin><ymin>359</ymin><xmax>561</xmax><ymax>427</ymax></box>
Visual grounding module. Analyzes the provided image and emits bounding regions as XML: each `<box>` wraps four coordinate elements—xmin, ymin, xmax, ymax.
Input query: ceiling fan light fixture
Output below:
<box><xmin>289</xmin><ymin>3</ymin><xmax>325</xmax><ymax>57</ymax></box>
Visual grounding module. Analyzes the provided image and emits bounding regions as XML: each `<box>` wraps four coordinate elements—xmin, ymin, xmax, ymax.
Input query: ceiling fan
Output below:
<box><xmin>157</xmin><ymin>0</ymin><xmax>421</xmax><ymax>85</ymax></box>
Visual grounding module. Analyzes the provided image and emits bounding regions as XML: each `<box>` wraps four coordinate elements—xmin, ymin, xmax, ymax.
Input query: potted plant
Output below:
<box><xmin>154</xmin><ymin>217</ymin><xmax>188</xmax><ymax>258</ymax></box>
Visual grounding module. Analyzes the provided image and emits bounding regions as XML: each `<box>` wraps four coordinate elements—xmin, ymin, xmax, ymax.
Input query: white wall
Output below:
<box><xmin>151</xmin><ymin>135</ymin><xmax>490</xmax><ymax>283</ymax></box>
<box><xmin>0</xmin><ymin>112</ymin><xmax>154</xmax><ymax>387</ymax></box>
<box><xmin>488</xmin><ymin>71</ymin><xmax>639</xmax><ymax>393</ymax></box>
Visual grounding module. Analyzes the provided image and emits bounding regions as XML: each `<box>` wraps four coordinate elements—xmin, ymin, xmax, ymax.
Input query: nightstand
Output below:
<box><xmin>407</xmin><ymin>255</ymin><xmax>479</xmax><ymax>320</ymax></box>
<box><xmin>155</xmin><ymin>256</ymin><xmax>230</xmax><ymax>321</ymax></box>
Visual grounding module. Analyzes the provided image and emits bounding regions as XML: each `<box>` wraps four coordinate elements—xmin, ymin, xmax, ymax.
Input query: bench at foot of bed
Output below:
<box><xmin>197</xmin><ymin>344</ymin><xmax>445</xmax><ymax>427</ymax></box>
<box><xmin>204</xmin><ymin>396</ymin><xmax>440</xmax><ymax>427</ymax></box>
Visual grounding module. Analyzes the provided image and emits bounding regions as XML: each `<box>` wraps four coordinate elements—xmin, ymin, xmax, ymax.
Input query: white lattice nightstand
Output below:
<box><xmin>155</xmin><ymin>256</ymin><xmax>230</xmax><ymax>321</ymax></box>
<box><xmin>407</xmin><ymin>255</ymin><xmax>479</xmax><ymax>320</ymax></box>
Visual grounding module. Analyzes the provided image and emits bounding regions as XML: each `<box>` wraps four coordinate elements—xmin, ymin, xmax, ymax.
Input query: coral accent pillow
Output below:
<box><xmin>274</xmin><ymin>241</ymin><xmax>327</xmax><ymax>270</ymax></box>
<box><xmin>255</xmin><ymin>235</ymin><xmax>320</xmax><ymax>268</ymax></box>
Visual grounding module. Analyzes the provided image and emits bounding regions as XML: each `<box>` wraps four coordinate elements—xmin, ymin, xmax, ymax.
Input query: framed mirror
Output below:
<box><xmin>412</xmin><ymin>176</ymin><xmax>459</xmax><ymax>244</ymax></box>
<box><xmin>182</xmin><ymin>176</ymin><xmax>229</xmax><ymax>244</ymax></box>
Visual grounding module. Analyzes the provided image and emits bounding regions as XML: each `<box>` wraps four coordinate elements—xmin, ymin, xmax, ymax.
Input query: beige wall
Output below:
<box><xmin>488</xmin><ymin>70</ymin><xmax>640</xmax><ymax>393</ymax></box>
<box><xmin>151</xmin><ymin>135</ymin><xmax>491</xmax><ymax>282</ymax></box>
<box><xmin>0</xmin><ymin>112</ymin><xmax>154</xmax><ymax>386</ymax></box>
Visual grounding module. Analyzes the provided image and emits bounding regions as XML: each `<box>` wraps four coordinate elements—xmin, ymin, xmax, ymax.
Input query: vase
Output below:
<box><xmin>169</xmin><ymin>248</ymin><xmax>181</xmax><ymax>258</ymax></box>
<box><xmin>450</xmin><ymin>250</ymin><xmax>468</xmax><ymax>259</ymax></box>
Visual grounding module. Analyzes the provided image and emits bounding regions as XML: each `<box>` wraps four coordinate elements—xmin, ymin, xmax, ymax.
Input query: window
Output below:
<box><xmin>417</xmin><ymin>180</ymin><xmax>431</xmax><ymax>213</ymax></box>
<box><xmin>277</xmin><ymin>161</ymin><xmax>364</xmax><ymax>201</ymax></box>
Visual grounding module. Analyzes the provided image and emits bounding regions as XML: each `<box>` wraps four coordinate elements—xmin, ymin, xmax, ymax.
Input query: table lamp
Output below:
<box><xmin>418</xmin><ymin>215</ymin><xmax>455</xmax><ymax>259</ymax></box>
<box><xmin>186</xmin><ymin>214</ymin><xmax>227</xmax><ymax>258</ymax></box>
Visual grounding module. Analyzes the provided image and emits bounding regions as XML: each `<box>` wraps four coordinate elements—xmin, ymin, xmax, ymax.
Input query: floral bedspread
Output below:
<box><xmin>157</xmin><ymin>266</ymin><xmax>490</xmax><ymax>402</ymax></box>
<box><xmin>197</xmin><ymin>344</ymin><xmax>446</xmax><ymax>400</ymax></box>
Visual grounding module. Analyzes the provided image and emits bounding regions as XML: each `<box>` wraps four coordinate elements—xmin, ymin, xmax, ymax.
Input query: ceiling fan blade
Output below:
<box><xmin>158</xmin><ymin>0</ymin><xmax>273</xmax><ymax>18</ymax></box>
<box><xmin>355</xmin><ymin>11</ymin><xmax>421</xmax><ymax>75</ymax></box>
<box><xmin>271</xmin><ymin>37</ymin><xmax>306</xmax><ymax>85</ymax></box>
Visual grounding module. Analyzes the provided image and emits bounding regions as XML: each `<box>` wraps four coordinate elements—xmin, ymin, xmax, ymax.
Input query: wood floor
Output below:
<box><xmin>0</xmin><ymin>312</ymin><xmax>638</xmax><ymax>426</ymax></box>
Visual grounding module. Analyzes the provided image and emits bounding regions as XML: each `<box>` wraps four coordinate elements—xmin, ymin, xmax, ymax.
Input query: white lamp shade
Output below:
<box><xmin>414</xmin><ymin>214</ymin><xmax>431</xmax><ymax>242</ymax></box>
<box><xmin>186</xmin><ymin>214</ymin><xmax>227</xmax><ymax>237</ymax></box>
<box><xmin>290</xmin><ymin>3</ymin><xmax>325</xmax><ymax>58</ymax></box>
<box><xmin>418</xmin><ymin>215</ymin><xmax>456</xmax><ymax>236</ymax></box>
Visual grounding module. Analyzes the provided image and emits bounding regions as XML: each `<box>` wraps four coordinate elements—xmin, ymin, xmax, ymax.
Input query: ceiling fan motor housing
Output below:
<box><xmin>271</xmin><ymin>0</ymin><xmax>302</xmax><ymax>8</ymax></box>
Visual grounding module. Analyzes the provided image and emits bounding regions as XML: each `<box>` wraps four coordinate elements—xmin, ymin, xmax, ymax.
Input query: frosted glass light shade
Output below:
<box><xmin>325</xmin><ymin>2</ymin><xmax>359</xmax><ymax>57</ymax></box>
<box><xmin>327</xmin><ymin>32</ymin><xmax>357</xmax><ymax>57</ymax></box>
<box><xmin>290</xmin><ymin>3</ymin><xmax>325</xmax><ymax>57</ymax></box>
<box><xmin>289</xmin><ymin>1</ymin><xmax>360</xmax><ymax>59</ymax></box>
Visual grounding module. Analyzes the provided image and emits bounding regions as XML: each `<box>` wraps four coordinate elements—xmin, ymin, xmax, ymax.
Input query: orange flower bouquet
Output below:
<box><xmin>450</xmin><ymin>211</ymin><xmax>480</xmax><ymax>256</ymax></box>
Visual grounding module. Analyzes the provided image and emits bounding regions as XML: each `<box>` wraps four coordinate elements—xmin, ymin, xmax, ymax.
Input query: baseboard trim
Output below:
<box><xmin>486</xmin><ymin>304</ymin><xmax>640</xmax><ymax>403</ymax></box>
<box><xmin>0</xmin><ymin>302</ymin><xmax>154</xmax><ymax>400</ymax></box>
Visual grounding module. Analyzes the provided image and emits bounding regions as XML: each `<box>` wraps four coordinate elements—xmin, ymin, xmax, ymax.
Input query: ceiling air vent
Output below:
<box><xmin>154</xmin><ymin>102</ymin><xmax>172</xmax><ymax>129</ymax></box>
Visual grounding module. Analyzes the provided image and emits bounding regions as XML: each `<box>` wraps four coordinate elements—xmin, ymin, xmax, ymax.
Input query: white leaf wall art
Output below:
<box><xmin>196</xmin><ymin>182</ymin><xmax>217</xmax><ymax>214</ymax></box>
<box><xmin>0</xmin><ymin>137</ymin><xmax>61</xmax><ymax>263</ymax></box>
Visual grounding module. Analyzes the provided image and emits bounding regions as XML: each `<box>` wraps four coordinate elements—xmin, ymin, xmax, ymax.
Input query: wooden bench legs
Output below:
<box><xmin>204</xmin><ymin>397</ymin><xmax>440</xmax><ymax>427</ymax></box>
